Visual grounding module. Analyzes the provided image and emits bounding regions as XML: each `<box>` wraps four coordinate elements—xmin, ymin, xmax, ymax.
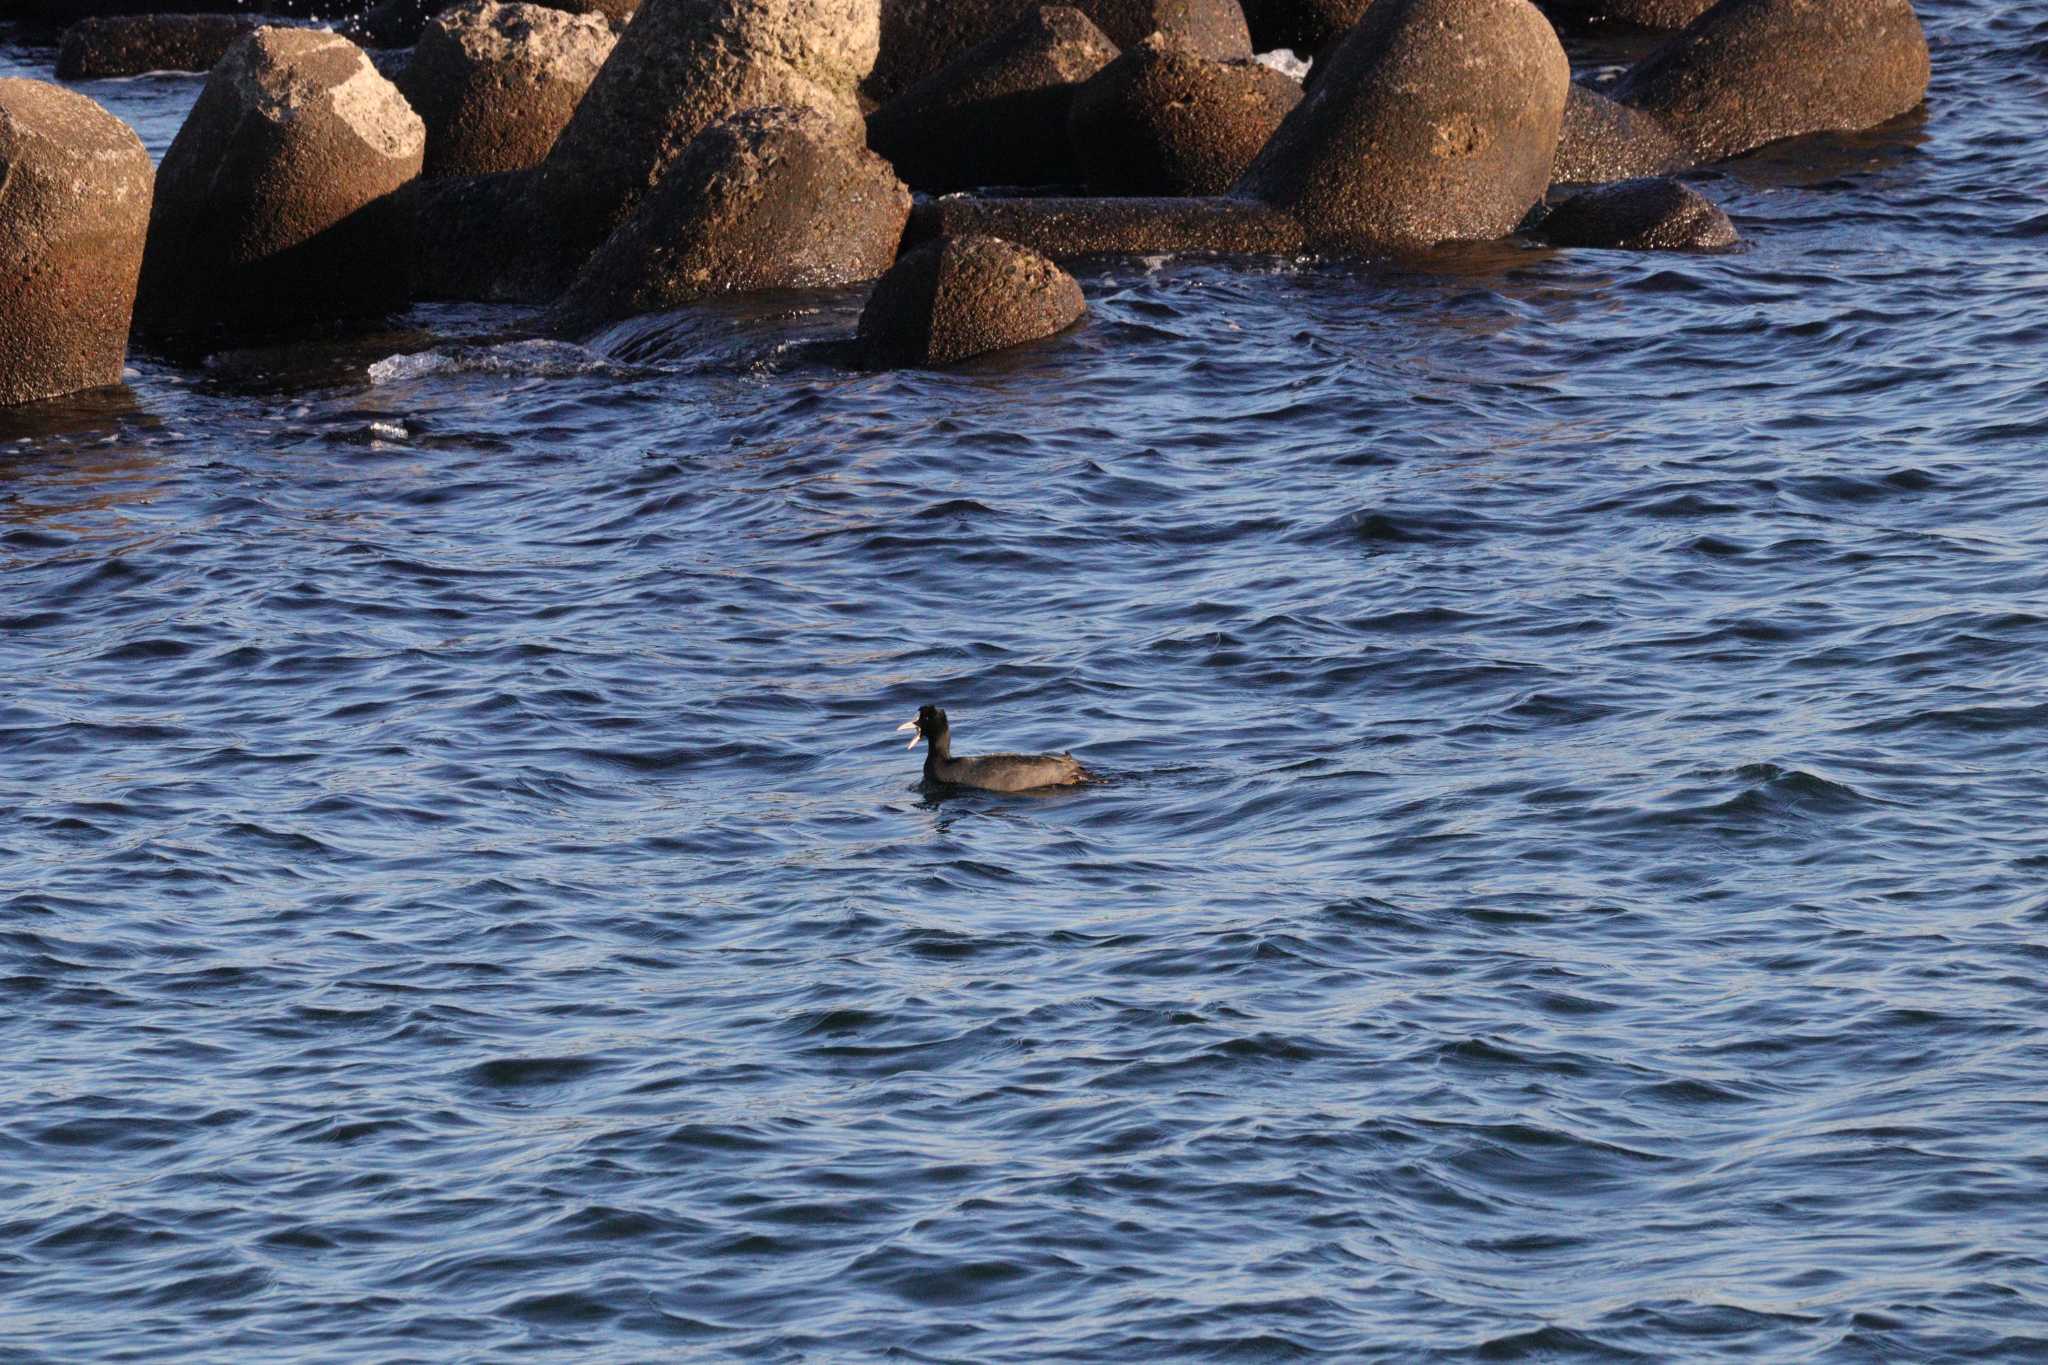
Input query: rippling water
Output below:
<box><xmin>6</xmin><ymin>4</ymin><xmax>2048</xmax><ymax>1357</ymax></box>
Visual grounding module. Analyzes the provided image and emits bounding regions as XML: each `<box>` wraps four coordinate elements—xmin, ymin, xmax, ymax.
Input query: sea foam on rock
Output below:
<box><xmin>1537</xmin><ymin>175</ymin><xmax>1736</xmax><ymax>249</ymax></box>
<box><xmin>865</xmin><ymin>5</ymin><xmax>1119</xmax><ymax>192</ymax></box>
<box><xmin>136</xmin><ymin>27</ymin><xmax>424</xmax><ymax>340</ymax></box>
<box><xmin>0</xmin><ymin>79</ymin><xmax>153</xmax><ymax>407</ymax></box>
<box><xmin>1614</xmin><ymin>0</ymin><xmax>1931</xmax><ymax>164</ymax></box>
<box><xmin>857</xmin><ymin>234</ymin><xmax>1084</xmax><ymax>367</ymax></box>
<box><xmin>398</xmin><ymin>0</ymin><xmax>615</xmax><ymax>178</ymax></box>
<box><xmin>56</xmin><ymin>14</ymin><xmax>255</xmax><ymax>79</ymax></box>
<box><xmin>1069</xmin><ymin>35</ymin><xmax>1302</xmax><ymax>196</ymax></box>
<box><xmin>545</xmin><ymin>106</ymin><xmax>910</xmax><ymax>335</ymax></box>
<box><xmin>533</xmin><ymin>0</ymin><xmax>880</xmax><ymax>263</ymax></box>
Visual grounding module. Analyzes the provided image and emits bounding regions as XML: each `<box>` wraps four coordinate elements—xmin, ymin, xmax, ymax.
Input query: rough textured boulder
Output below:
<box><xmin>868</xmin><ymin>0</ymin><xmax>1249</xmax><ymax>103</ymax></box>
<box><xmin>534</xmin><ymin>0</ymin><xmax>879</xmax><ymax>263</ymax></box>
<box><xmin>0</xmin><ymin>80</ymin><xmax>153</xmax><ymax>406</ymax></box>
<box><xmin>906</xmin><ymin>194</ymin><xmax>1305</xmax><ymax>257</ymax></box>
<box><xmin>398</xmin><ymin>1</ymin><xmax>614</xmax><ymax>178</ymax></box>
<box><xmin>1236</xmin><ymin>0</ymin><xmax>1368</xmax><ymax>58</ymax></box>
<box><xmin>56</xmin><ymin>14</ymin><xmax>254</xmax><ymax>78</ymax></box>
<box><xmin>546</xmin><ymin>107</ymin><xmax>910</xmax><ymax>335</ymax></box>
<box><xmin>1537</xmin><ymin>176</ymin><xmax>1736</xmax><ymax>249</ymax></box>
<box><xmin>1235</xmin><ymin>0</ymin><xmax>1568</xmax><ymax>250</ymax></box>
<box><xmin>1069</xmin><ymin>35</ymin><xmax>1300</xmax><ymax>195</ymax></box>
<box><xmin>400</xmin><ymin>170</ymin><xmax>561</xmax><ymax>301</ymax></box>
<box><xmin>866</xmin><ymin>6</ymin><xmax>1118</xmax><ymax>191</ymax></box>
<box><xmin>136</xmin><ymin>28</ymin><xmax>424</xmax><ymax>339</ymax></box>
<box><xmin>345</xmin><ymin>0</ymin><xmax>636</xmax><ymax>50</ymax></box>
<box><xmin>858</xmin><ymin>234</ymin><xmax>1084</xmax><ymax>366</ymax></box>
<box><xmin>1540</xmin><ymin>0</ymin><xmax>1711</xmax><ymax>29</ymax></box>
<box><xmin>1554</xmin><ymin>81</ymin><xmax>1682</xmax><ymax>183</ymax></box>
<box><xmin>13</xmin><ymin>0</ymin><xmax>349</xmax><ymax>20</ymax></box>
<box><xmin>1614</xmin><ymin>0</ymin><xmax>1930</xmax><ymax>163</ymax></box>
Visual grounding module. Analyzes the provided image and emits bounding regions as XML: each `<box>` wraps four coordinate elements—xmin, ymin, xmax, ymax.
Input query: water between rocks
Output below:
<box><xmin>5</xmin><ymin>3</ymin><xmax>2048</xmax><ymax>1356</ymax></box>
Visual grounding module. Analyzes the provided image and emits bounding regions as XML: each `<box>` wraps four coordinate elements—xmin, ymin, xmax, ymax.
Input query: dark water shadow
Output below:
<box><xmin>0</xmin><ymin>383</ymin><xmax>148</xmax><ymax>446</ymax></box>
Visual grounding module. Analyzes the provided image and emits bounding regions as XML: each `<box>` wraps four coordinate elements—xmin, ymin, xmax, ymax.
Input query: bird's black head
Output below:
<box><xmin>896</xmin><ymin>704</ymin><xmax>949</xmax><ymax>749</ymax></box>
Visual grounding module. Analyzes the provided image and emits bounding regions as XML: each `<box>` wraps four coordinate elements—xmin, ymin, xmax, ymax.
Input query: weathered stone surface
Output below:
<box><xmin>535</xmin><ymin>0</ymin><xmax>879</xmax><ymax>261</ymax></box>
<box><xmin>1236</xmin><ymin>0</ymin><xmax>1568</xmax><ymax>251</ymax></box>
<box><xmin>907</xmin><ymin>193</ymin><xmax>1306</xmax><ymax>258</ymax></box>
<box><xmin>866</xmin><ymin>6</ymin><xmax>1117</xmax><ymax>191</ymax></box>
<box><xmin>1069</xmin><ymin>35</ymin><xmax>1299</xmax><ymax>195</ymax></box>
<box><xmin>858</xmin><ymin>234</ymin><xmax>1083</xmax><ymax>366</ymax></box>
<box><xmin>398</xmin><ymin>1</ymin><xmax>613</xmax><ymax>178</ymax></box>
<box><xmin>1236</xmin><ymin>0</ymin><xmax>1368</xmax><ymax>59</ymax></box>
<box><xmin>0</xmin><ymin>79</ymin><xmax>153</xmax><ymax>406</ymax></box>
<box><xmin>12</xmin><ymin>0</ymin><xmax>349</xmax><ymax>21</ymax></box>
<box><xmin>345</xmin><ymin>0</ymin><xmax>637</xmax><ymax>49</ymax></box>
<box><xmin>1554</xmin><ymin>81</ymin><xmax>1682</xmax><ymax>183</ymax></box>
<box><xmin>868</xmin><ymin>0</ymin><xmax>1249</xmax><ymax>103</ymax></box>
<box><xmin>1540</xmin><ymin>0</ymin><xmax>1711</xmax><ymax>29</ymax></box>
<box><xmin>136</xmin><ymin>27</ymin><xmax>425</xmax><ymax>338</ymax></box>
<box><xmin>56</xmin><ymin>14</ymin><xmax>254</xmax><ymax>79</ymax></box>
<box><xmin>1614</xmin><ymin>0</ymin><xmax>1930</xmax><ymax>163</ymax></box>
<box><xmin>546</xmin><ymin>107</ymin><xmax>910</xmax><ymax>334</ymax></box>
<box><xmin>400</xmin><ymin>168</ymin><xmax>568</xmax><ymax>301</ymax></box>
<box><xmin>1537</xmin><ymin>175</ymin><xmax>1736</xmax><ymax>249</ymax></box>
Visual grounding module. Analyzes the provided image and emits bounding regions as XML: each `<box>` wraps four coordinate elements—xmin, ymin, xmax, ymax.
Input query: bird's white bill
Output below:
<box><xmin>897</xmin><ymin>719</ymin><xmax>921</xmax><ymax>749</ymax></box>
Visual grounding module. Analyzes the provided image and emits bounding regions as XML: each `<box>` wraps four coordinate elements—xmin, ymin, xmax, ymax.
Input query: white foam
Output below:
<box><xmin>366</xmin><ymin>339</ymin><xmax>620</xmax><ymax>384</ymax></box>
<box><xmin>1254</xmin><ymin>48</ymin><xmax>1311</xmax><ymax>82</ymax></box>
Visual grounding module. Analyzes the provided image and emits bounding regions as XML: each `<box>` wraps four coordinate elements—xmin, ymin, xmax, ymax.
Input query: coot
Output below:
<box><xmin>896</xmin><ymin>704</ymin><xmax>1090</xmax><ymax>792</ymax></box>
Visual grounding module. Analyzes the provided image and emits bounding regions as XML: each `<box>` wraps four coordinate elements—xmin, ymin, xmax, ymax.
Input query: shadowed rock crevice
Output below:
<box><xmin>865</xmin><ymin>6</ymin><xmax>1119</xmax><ymax>191</ymax></box>
<box><xmin>1069</xmin><ymin>35</ymin><xmax>1302</xmax><ymax>195</ymax></box>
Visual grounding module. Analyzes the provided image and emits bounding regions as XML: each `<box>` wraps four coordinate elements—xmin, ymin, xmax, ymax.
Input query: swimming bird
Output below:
<box><xmin>896</xmin><ymin>704</ymin><xmax>1090</xmax><ymax>792</ymax></box>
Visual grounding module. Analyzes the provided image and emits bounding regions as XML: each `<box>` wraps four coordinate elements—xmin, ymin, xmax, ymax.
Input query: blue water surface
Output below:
<box><xmin>4</xmin><ymin>2</ymin><xmax>2048</xmax><ymax>1358</ymax></box>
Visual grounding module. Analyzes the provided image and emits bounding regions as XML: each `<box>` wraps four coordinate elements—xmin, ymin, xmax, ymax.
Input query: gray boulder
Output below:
<box><xmin>56</xmin><ymin>14</ymin><xmax>255</xmax><ymax>78</ymax></box>
<box><xmin>534</xmin><ymin>0</ymin><xmax>879</xmax><ymax>261</ymax></box>
<box><xmin>136</xmin><ymin>28</ymin><xmax>425</xmax><ymax>338</ymax></box>
<box><xmin>1614</xmin><ymin>0</ymin><xmax>1930</xmax><ymax>163</ymax></box>
<box><xmin>858</xmin><ymin>234</ymin><xmax>1084</xmax><ymax>367</ymax></box>
<box><xmin>868</xmin><ymin>0</ymin><xmax>1249</xmax><ymax>103</ymax></box>
<box><xmin>1537</xmin><ymin>175</ymin><xmax>1736</xmax><ymax>249</ymax></box>
<box><xmin>398</xmin><ymin>1</ymin><xmax>614</xmax><ymax>178</ymax></box>
<box><xmin>546</xmin><ymin>107</ymin><xmax>910</xmax><ymax>334</ymax></box>
<box><xmin>0</xmin><ymin>80</ymin><xmax>153</xmax><ymax>406</ymax></box>
<box><xmin>1554</xmin><ymin>81</ymin><xmax>1682</xmax><ymax>183</ymax></box>
<box><xmin>866</xmin><ymin>6</ymin><xmax>1118</xmax><ymax>191</ymax></box>
<box><xmin>1069</xmin><ymin>34</ymin><xmax>1300</xmax><ymax>195</ymax></box>
<box><xmin>1235</xmin><ymin>0</ymin><xmax>1568</xmax><ymax>250</ymax></box>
